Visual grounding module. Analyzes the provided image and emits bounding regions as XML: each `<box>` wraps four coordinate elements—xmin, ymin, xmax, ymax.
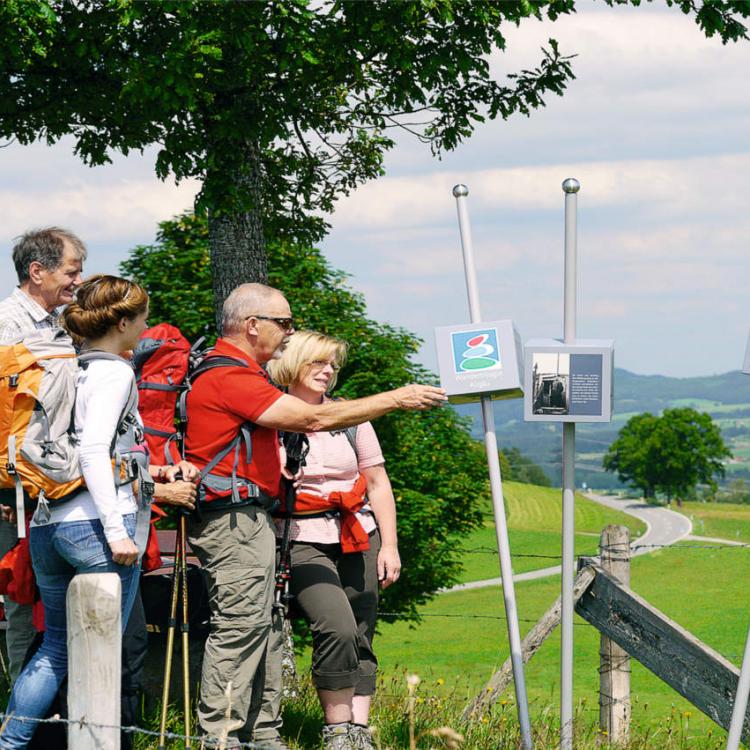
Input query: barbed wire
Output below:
<box><xmin>459</xmin><ymin>540</ymin><xmax>750</xmax><ymax>563</ymax></box>
<box><xmin>0</xmin><ymin>712</ymin><xmax>263</xmax><ymax>748</ymax></box>
<box><xmin>377</xmin><ymin>611</ymin><xmax>591</xmax><ymax>628</ymax></box>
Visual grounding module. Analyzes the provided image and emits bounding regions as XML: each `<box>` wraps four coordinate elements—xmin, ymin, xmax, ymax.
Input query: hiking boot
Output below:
<box><xmin>348</xmin><ymin>724</ymin><xmax>375</xmax><ymax>750</ymax></box>
<box><xmin>321</xmin><ymin>722</ymin><xmax>354</xmax><ymax>750</ymax></box>
<box><xmin>255</xmin><ymin>735</ymin><xmax>293</xmax><ymax>750</ymax></box>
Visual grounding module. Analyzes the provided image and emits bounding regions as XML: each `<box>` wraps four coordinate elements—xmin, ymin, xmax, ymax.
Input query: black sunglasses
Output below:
<box><xmin>246</xmin><ymin>314</ymin><xmax>295</xmax><ymax>332</ymax></box>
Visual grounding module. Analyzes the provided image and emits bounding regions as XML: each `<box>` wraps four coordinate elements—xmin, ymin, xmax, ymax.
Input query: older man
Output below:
<box><xmin>185</xmin><ymin>282</ymin><xmax>445</xmax><ymax>747</ymax></box>
<box><xmin>0</xmin><ymin>227</ymin><xmax>86</xmax><ymax>682</ymax></box>
<box><xmin>0</xmin><ymin>228</ymin><xmax>85</xmax><ymax>343</ymax></box>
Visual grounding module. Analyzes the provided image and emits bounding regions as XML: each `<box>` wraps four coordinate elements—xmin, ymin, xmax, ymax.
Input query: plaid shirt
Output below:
<box><xmin>0</xmin><ymin>288</ymin><xmax>59</xmax><ymax>343</ymax></box>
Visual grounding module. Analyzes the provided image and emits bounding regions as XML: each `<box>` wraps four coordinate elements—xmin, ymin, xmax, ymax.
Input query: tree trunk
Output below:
<box><xmin>207</xmin><ymin>140</ymin><xmax>267</xmax><ymax>332</ymax></box>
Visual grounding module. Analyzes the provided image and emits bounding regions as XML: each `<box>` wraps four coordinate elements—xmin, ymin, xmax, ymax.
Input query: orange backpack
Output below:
<box><xmin>0</xmin><ymin>329</ymin><xmax>84</xmax><ymax>537</ymax></box>
<box><xmin>0</xmin><ymin>329</ymin><xmax>147</xmax><ymax>538</ymax></box>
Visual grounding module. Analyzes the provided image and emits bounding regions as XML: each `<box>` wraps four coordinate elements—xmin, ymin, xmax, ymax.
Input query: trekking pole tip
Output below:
<box><xmin>452</xmin><ymin>184</ymin><xmax>469</xmax><ymax>198</ymax></box>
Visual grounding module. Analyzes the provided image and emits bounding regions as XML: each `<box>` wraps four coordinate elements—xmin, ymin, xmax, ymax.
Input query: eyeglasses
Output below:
<box><xmin>246</xmin><ymin>315</ymin><xmax>295</xmax><ymax>332</ymax></box>
<box><xmin>309</xmin><ymin>359</ymin><xmax>341</xmax><ymax>372</ymax></box>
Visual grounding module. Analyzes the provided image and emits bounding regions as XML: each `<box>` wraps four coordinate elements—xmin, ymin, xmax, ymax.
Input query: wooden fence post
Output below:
<box><xmin>67</xmin><ymin>572</ymin><xmax>122</xmax><ymax>750</ymax></box>
<box><xmin>599</xmin><ymin>525</ymin><xmax>631</xmax><ymax>745</ymax></box>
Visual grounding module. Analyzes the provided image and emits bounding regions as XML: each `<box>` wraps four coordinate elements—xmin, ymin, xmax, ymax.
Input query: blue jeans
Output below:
<box><xmin>0</xmin><ymin>515</ymin><xmax>140</xmax><ymax>749</ymax></box>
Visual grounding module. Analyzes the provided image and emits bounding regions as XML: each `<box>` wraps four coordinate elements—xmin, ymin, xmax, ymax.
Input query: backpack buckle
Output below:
<box><xmin>6</xmin><ymin>461</ymin><xmax>16</xmax><ymax>476</ymax></box>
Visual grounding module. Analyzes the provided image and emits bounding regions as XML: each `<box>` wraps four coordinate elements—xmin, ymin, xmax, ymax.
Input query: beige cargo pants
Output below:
<box><xmin>188</xmin><ymin>505</ymin><xmax>279</xmax><ymax>743</ymax></box>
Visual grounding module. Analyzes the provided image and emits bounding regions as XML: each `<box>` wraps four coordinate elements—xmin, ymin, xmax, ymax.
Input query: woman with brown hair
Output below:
<box><xmin>268</xmin><ymin>331</ymin><xmax>400</xmax><ymax>750</ymax></box>
<box><xmin>0</xmin><ymin>275</ymin><xmax>153</xmax><ymax>750</ymax></box>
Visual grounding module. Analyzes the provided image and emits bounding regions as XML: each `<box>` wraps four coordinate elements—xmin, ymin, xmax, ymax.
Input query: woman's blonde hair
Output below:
<box><xmin>268</xmin><ymin>330</ymin><xmax>348</xmax><ymax>391</ymax></box>
<box><xmin>61</xmin><ymin>274</ymin><xmax>148</xmax><ymax>343</ymax></box>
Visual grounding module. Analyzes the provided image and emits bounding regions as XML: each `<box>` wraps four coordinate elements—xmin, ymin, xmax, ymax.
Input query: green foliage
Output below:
<box><xmin>0</xmin><ymin>0</ymin><xmax>584</xmax><ymax>245</ymax></box>
<box><xmin>500</xmin><ymin>446</ymin><xmax>551</xmax><ymax>486</ymax></box>
<box><xmin>120</xmin><ymin>214</ymin><xmax>215</xmax><ymax>342</ymax></box>
<box><xmin>717</xmin><ymin>478</ymin><xmax>750</xmax><ymax>504</ymax></box>
<box><xmin>603</xmin><ymin>408</ymin><xmax>732</xmax><ymax>503</ymax></box>
<box><xmin>120</xmin><ymin>212</ymin><xmax>490</xmax><ymax>621</ymax></box>
<box><xmin>6</xmin><ymin>1</ymin><xmax>746</xmax><ymax>247</ymax></box>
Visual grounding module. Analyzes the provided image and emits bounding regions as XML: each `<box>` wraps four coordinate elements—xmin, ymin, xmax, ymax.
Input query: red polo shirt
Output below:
<box><xmin>185</xmin><ymin>339</ymin><xmax>283</xmax><ymax>500</ymax></box>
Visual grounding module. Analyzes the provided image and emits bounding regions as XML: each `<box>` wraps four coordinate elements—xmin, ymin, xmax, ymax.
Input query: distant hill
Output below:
<box><xmin>454</xmin><ymin>368</ymin><xmax>750</xmax><ymax>490</ymax></box>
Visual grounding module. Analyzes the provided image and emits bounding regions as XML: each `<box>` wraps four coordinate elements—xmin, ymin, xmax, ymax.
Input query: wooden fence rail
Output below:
<box><xmin>575</xmin><ymin>563</ymin><xmax>750</xmax><ymax>743</ymax></box>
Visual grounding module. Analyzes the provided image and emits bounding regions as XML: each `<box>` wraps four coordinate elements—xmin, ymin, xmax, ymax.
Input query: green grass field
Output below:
<box><xmin>374</xmin><ymin>540</ymin><xmax>750</xmax><ymax>743</ymax></box>
<box><xmin>357</xmin><ymin>487</ymin><xmax>750</xmax><ymax>745</ymax></box>
<box><xmin>680</xmin><ymin>500</ymin><xmax>750</xmax><ymax>541</ymax></box>
<box><xmin>458</xmin><ymin>482</ymin><xmax>646</xmax><ymax>581</ymax></box>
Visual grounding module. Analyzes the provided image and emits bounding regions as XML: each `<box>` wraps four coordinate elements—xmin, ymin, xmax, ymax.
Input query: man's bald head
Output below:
<box><xmin>221</xmin><ymin>283</ymin><xmax>288</xmax><ymax>337</ymax></box>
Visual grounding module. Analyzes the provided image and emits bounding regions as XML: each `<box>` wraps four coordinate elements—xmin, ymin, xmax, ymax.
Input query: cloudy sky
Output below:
<box><xmin>2</xmin><ymin>2</ymin><xmax>748</xmax><ymax>378</ymax></box>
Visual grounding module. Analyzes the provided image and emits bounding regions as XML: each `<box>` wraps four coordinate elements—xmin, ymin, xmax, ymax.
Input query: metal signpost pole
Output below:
<box><xmin>452</xmin><ymin>184</ymin><xmax>533</xmax><ymax>750</ymax></box>
<box><xmin>727</xmin><ymin>622</ymin><xmax>750</xmax><ymax>746</ymax></box>
<box><xmin>560</xmin><ymin>178</ymin><xmax>580</xmax><ymax>750</ymax></box>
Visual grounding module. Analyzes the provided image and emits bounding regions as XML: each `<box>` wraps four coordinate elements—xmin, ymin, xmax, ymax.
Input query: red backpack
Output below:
<box><xmin>133</xmin><ymin>324</ymin><xmax>203</xmax><ymax>573</ymax></box>
<box><xmin>133</xmin><ymin>323</ymin><xmax>195</xmax><ymax>464</ymax></box>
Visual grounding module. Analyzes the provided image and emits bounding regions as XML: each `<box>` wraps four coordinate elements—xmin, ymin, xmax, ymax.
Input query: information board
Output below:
<box><xmin>434</xmin><ymin>320</ymin><xmax>524</xmax><ymax>404</ymax></box>
<box><xmin>523</xmin><ymin>339</ymin><xmax>614</xmax><ymax>423</ymax></box>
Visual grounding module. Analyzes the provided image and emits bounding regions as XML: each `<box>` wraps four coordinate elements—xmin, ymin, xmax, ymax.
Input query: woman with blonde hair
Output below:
<box><xmin>1</xmin><ymin>275</ymin><xmax>153</xmax><ymax>750</ymax></box>
<box><xmin>268</xmin><ymin>331</ymin><xmax>400</xmax><ymax>750</ymax></box>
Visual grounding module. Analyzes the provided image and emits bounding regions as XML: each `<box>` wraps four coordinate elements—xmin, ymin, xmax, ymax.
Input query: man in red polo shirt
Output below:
<box><xmin>185</xmin><ymin>282</ymin><xmax>445</xmax><ymax>747</ymax></box>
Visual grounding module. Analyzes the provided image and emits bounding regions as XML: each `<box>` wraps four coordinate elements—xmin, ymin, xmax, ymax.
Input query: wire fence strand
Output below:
<box><xmin>0</xmin><ymin>712</ymin><xmax>265</xmax><ymax>748</ymax></box>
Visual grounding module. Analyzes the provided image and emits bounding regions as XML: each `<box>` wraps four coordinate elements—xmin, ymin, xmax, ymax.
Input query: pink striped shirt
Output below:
<box><xmin>276</xmin><ymin>421</ymin><xmax>384</xmax><ymax>544</ymax></box>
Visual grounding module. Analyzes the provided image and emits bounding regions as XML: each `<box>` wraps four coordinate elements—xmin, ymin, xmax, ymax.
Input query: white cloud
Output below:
<box><xmin>329</xmin><ymin>151</ymin><xmax>750</xmax><ymax>234</ymax></box>
<box><xmin>1</xmin><ymin>177</ymin><xmax>198</xmax><ymax>246</ymax></box>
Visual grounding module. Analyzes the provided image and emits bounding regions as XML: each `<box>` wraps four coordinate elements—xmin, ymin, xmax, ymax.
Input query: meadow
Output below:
<box><xmin>457</xmin><ymin>482</ymin><xmax>645</xmax><ymax>581</ymax></box>
<box><xmin>681</xmin><ymin>499</ymin><xmax>750</xmax><ymax>542</ymax></box>
<box><xmin>359</xmin><ymin>491</ymin><xmax>750</xmax><ymax>748</ymax></box>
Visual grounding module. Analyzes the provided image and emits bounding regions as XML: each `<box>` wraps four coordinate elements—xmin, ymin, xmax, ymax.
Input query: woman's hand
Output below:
<box><xmin>377</xmin><ymin>545</ymin><xmax>401</xmax><ymax>589</ymax></box>
<box><xmin>281</xmin><ymin>466</ymin><xmax>303</xmax><ymax>488</ymax></box>
<box><xmin>155</xmin><ymin>480</ymin><xmax>196</xmax><ymax>510</ymax></box>
<box><xmin>109</xmin><ymin>537</ymin><xmax>139</xmax><ymax>567</ymax></box>
<box><xmin>393</xmin><ymin>384</ymin><xmax>447</xmax><ymax>411</ymax></box>
<box><xmin>166</xmin><ymin>461</ymin><xmax>200</xmax><ymax>483</ymax></box>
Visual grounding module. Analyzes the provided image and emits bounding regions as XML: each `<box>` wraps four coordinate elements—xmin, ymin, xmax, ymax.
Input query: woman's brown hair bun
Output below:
<box><xmin>61</xmin><ymin>274</ymin><xmax>148</xmax><ymax>343</ymax></box>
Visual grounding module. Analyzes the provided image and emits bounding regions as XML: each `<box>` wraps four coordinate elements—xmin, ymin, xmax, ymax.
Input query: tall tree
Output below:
<box><xmin>603</xmin><ymin>408</ymin><xmax>731</xmax><ymax>505</ymax></box>
<box><xmin>4</xmin><ymin>0</ymin><xmax>749</xmax><ymax>319</ymax></box>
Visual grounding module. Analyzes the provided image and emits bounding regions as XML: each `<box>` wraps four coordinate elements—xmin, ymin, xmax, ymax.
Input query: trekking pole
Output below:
<box><xmin>158</xmin><ymin>523</ymin><xmax>183</xmax><ymax>750</ymax></box>
<box><xmin>452</xmin><ymin>184</ymin><xmax>533</xmax><ymax>750</ymax></box>
<box><xmin>179</xmin><ymin>512</ymin><xmax>192</xmax><ymax>749</ymax></box>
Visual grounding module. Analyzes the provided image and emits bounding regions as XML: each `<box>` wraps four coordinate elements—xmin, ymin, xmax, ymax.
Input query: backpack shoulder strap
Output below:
<box><xmin>76</xmin><ymin>350</ymin><xmax>139</xmax><ymax>449</ymax></box>
<box><xmin>78</xmin><ymin>350</ymin><xmax>132</xmax><ymax>367</ymax></box>
<box><xmin>189</xmin><ymin>355</ymin><xmax>249</xmax><ymax>383</ymax></box>
<box><xmin>329</xmin><ymin>399</ymin><xmax>358</xmax><ymax>460</ymax></box>
<box><xmin>179</xmin><ymin>354</ymin><xmax>249</xmax><ymax>426</ymax></box>
<box><xmin>180</xmin><ymin>354</ymin><xmax>255</xmax><ymax>497</ymax></box>
<box><xmin>343</xmin><ymin>425</ymin><xmax>358</xmax><ymax>459</ymax></box>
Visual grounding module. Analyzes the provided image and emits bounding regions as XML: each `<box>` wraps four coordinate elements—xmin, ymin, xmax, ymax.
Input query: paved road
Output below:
<box><xmin>450</xmin><ymin>492</ymin><xmax>693</xmax><ymax>592</ymax></box>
